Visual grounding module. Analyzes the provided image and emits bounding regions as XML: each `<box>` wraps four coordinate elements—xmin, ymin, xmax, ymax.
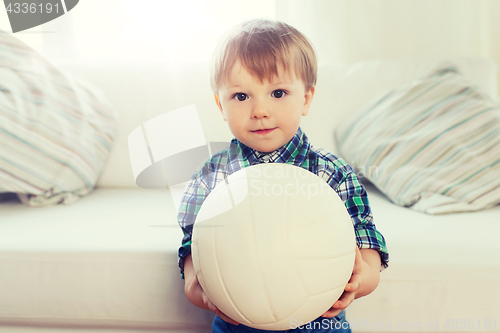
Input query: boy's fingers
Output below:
<box><xmin>202</xmin><ymin>294</ymin><xmax>215</xmax><ymax>309</ymax></box>
<box><xmin>346</xmin><ymin>281</ymin><xmax>359</xmax><ymax>292</ymax></box>
<box><xmin>206</xmin><ymin>302</ymin><xmax>217</xmax><ymax>313</ymax></box>
<box><xmin>321</xmin><ymin>307</ymin><xmax>342</xmax><ymax>318</ymax></box>
<box><xmin>340</xmin><ymin>291</ymin><xmax>356</xmax><ymax>308</ymax></box>
<box><xmin>333</xmin><ymin>290</ymin><xmax>356</xmax><ymax>310</ymax></box>
<box><xmin>201</xmin><ymin>294</ymin><xmax>239</xmax><ymax>325</ymax></box>
<box><xmin>216</xmin><ymin>310</ymin><xmax>239</xmax><ymax>325</ymax></box>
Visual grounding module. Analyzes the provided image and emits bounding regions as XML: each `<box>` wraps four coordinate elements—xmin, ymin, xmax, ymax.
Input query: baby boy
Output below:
<box><xmin>177</xmin><ymin>19</ymin><xmax>389</xmax><ymax>332</ymax></box>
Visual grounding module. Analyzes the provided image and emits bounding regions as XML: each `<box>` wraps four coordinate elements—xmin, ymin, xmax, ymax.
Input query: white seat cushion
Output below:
<box><xmin>347</xmin><ymin>183</ymin><xmax>500</xmax><ymax>332</ymax></box>
<box><xmin>0</xmin><ymin>189</ymin><xmax>213</xmax><ymax>330</ymax></box>
<box><xmin>2</xmin><ymin>187</ymin><xmax>499</xmax><ymax>332</ymax></box>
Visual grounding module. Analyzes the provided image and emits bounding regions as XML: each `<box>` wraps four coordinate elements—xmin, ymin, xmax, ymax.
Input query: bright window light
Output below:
<box><xmin>1</xmin><ymin>0</ymin><xmax>277</xmax><ymax>62</ymax></box>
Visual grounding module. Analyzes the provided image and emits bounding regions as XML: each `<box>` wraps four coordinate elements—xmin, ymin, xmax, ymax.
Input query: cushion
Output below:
<box><xmin>302</xmin><ymin>57</ymin><xmax>498</xmax><ymax>155</ymax></box>
<box><xmin>0</xmin><ymin>30</ymin><xmax>117</xmax><ymax>207</ymax></box>
<box><xmin>335</xmin><ymin>63</ymin><xmax>500</xmax><ymax>214</ymax></box>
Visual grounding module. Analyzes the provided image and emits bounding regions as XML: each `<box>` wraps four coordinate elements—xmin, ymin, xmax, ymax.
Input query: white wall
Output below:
<box><xmin>276</xmin><ymin>0</ymin><xmax>500</xmax><ymax>95</ymax></box>
<box><xmin>1</xmin><ymin>0</ymin><xmax>499</xmax><ymax>94</ymax></box>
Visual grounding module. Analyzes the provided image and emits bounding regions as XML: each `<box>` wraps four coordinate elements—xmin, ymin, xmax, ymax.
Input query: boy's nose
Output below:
<box><xmin>251</xmin><ymin>102</ymin><xmax>270</xmax><ymax>119</ymax></box>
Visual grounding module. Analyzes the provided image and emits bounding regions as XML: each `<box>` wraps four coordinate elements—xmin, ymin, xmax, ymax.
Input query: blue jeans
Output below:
<box><xmin>212</xmin><ymin>310</ymin><xmax>351</xmax><ymax>333</ymax></box>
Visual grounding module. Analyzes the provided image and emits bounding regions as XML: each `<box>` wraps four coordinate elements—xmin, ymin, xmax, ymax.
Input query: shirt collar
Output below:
<box><xmin>227</xmin><ymin>127</ymin><xmax>309</xmax><ymax>174</ymax></box>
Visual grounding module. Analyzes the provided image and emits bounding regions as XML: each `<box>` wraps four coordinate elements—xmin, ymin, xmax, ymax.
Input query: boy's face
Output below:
<box><xmin>215</xmin><ymin>61</ymin><xmax>315</xmax><ymax>153</ymax></box>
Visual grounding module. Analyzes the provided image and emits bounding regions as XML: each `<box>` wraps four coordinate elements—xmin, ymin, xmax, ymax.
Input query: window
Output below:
<box><xmin>1</xmin><ymin>0</ymin><xmax>277</xmax><ymax>62</ymax></box>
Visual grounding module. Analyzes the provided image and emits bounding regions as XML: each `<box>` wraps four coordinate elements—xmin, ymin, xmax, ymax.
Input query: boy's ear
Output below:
<box><xmin>214</xmin><ymin>94</ymin><xmax>226</xmax><ymax>121</ymax></box>
<box><xmin>302</xmin><ymin>86</ymin><xmax>315</xmax><ymax>116</ymax></box>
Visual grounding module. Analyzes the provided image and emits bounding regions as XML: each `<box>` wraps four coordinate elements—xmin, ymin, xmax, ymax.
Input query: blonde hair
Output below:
<box><xmin>210</xmin><ymin>19</ymin><xmax>317</xmax><ymax>93</ymax></box>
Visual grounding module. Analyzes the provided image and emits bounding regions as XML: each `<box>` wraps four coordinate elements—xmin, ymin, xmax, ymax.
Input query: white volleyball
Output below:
<box><xmin>191</xmin><ymin>163</ymin><xmax>356</xmax><ymax>330</ymax></box>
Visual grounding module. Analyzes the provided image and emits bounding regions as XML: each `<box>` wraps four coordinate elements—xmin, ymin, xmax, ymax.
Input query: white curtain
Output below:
<box><xmin>276</xmin><ymin>0</ymin><xmax>500</xmax><ymax>94</ymax></box>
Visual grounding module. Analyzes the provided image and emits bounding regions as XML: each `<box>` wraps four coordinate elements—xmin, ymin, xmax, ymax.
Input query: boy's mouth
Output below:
<box><xmin>252</xmin><ymin>127</ymin><xmax>276</xmax><ymax>135</ymax></box>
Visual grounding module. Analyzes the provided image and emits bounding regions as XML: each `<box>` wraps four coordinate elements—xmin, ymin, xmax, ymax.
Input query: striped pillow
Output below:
<box><xmin>335</xmin><ymin>64</ymin><xmax>500</xmax><ymax>214</ymax></box>
<box><xmin>0</xmin><ymin>30</ymin><xmax>117</xmax><ymax>207</ymax></box>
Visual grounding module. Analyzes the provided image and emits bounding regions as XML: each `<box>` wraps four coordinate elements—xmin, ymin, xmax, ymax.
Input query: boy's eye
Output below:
<box><xmin>233</xmin><ymin>93</ymin><xmax>248</xmax><ymax>101</ymax></box>
<box><xmin>271</xmin><ymin>89</ymin><xmax>287</xmax><ymax>98</ymax></box>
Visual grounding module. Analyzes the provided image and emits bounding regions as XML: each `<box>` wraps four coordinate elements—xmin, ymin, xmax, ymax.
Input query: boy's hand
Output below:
<box><xmin>321</xmin><ymin>247</ymin><xmax>381</xmax><ymax>318</ymax></box>
<box><xmin>183</xmin><ymin>255</ymin><xmax>240</xmax><ymax>326</ymax></box>
<box><xmin>188</xmin><ymin>274</ymin><xmax>240</xmax><ymax>325</ymax></box>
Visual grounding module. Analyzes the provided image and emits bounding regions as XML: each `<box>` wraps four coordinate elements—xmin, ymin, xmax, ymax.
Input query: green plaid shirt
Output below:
<box><xmin>177</xmin><ymin>127</ymin><xmax>388</xmax><ymax>278</ymax></box>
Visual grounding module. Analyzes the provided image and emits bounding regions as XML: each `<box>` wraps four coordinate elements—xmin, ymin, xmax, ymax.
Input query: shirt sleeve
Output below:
<box><xmin>177</xmin><ymin>171</ymin><xmax>210</xmax><ymax>279</ymax></box>
<box><xmin>335</xmin><ymin>170</ymin><xmax>389</xmax><ymax>270</ymax></box>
